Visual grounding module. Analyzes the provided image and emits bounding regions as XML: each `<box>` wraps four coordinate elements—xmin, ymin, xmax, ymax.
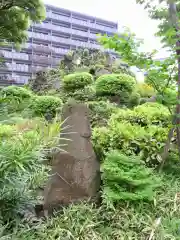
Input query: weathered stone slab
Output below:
<box><xmin>43</xmin><ymin>102</ymin><xmax>100</xmax><ymax>213</ymax></box>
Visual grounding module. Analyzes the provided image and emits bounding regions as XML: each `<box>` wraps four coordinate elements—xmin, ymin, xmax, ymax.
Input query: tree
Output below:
<box><xmin>134</xmin><ymin>0</ymin><xmax>180</xmax><ymax>165</ymax></box>
<box><xmin>98</xmin><ymin>7</ymin><xmax>179</xmax><ymax>167</ymax></box>
<box><xmin>59</xmin><ymin>47</ymin><xmax>135</xmax><ymax>77</ymax></box>
<box><xmin>0</xmin><ymin>0</ymin><xmax>45</xmax><ymax>47</ymax></box>
<box><xmin>136</xmin><ymin>0</ymin><xmax>180</xmax><ymax>50</ymax></box>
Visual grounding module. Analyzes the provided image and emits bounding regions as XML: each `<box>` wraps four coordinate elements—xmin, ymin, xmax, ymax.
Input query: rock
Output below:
<box><xmin>43</xmin><ymin>102</ymin><xmax>100</xmax><ymax>214</ymax></box>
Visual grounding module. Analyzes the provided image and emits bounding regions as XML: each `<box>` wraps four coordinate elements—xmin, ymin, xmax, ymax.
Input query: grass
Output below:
<box><xmin>1</xmin><ymin>88</ymin><xmax>180</xmax><ymax>239</ymax></box>
<box><xmin>0</xmin><ymin>174</ymin><xmax>179</xmax><ymax>240</ymax></box>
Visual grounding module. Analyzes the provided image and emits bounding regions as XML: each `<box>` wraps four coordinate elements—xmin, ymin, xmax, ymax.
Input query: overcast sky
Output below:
<box><xmin>43</xmin><ymin>0</ymin><xmax>169</xmax><ymax>58</ymax></box>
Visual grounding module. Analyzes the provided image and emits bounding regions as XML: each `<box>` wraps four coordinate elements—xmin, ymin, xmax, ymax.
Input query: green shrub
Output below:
<box><xmin>0</xmin><ymin>86</ymin><xmax>33</xmax><ymax>99</ymax></box>
<box><xmin>31</xmin><ymin>96</ymin><xmax>62</xmax><ymax>117</ymax></box>
<box><xmin>95</xmin><ymin>73</ymin><xmax>135</xmax><ymax>104</ymax></box>
<box><xmin>92</xmin><ymin>121</ymin><xmax>168</xmax><ymax>167</ymax></box>
<box><xmin>102</xmin><ymin>151</ymin><xmax>161</xmax><ymax>203</ymax></box>
<box><xmin>111</xmin><ymin>102</ymin><xmax>170</xmax><ymax>127</ymax></box>
<box><xmin>87</xmin><ymin>100</ymin><xmax>118</xmax><ymax>127</ymax></box>
<box><xmin>128</xmin><ymin>91</ymin><xmax>140</xmax><ymax>107</ymax></box>
<box><xmin>136</xmin><ymin>83</ymin><xmax>155</xmax><ymax>98</ymax></box>
<box><xmin>0</xmin><ymin>124</ymin><xmax>16</xmax><ymax>138</ymax></box>
<box><xmin>0</xmin><ymin>130</ymin><xmax>47</xmax><ymax>223</ymax></box>
<box><xmin>63</xmin><ymin>72</ymin><xmax>93</xmax><ymax>91</ymax></box>
<box><xmin>66</xmin><ymin>85</ymin><xmax>96</xmax><ymax>102</ymax></box>
<box><xmin>0</xmin><ymin>118</ymin><xmax>62</xmax><ymax>223</ymax></box>
<box><xmin>156</xmin><ymin>88</ymin><xmax>177</xmax><ymax>107</ymax></box>
<box><xmin>0</xmin><ymin>86</ymin><xmax>33</xmax><ymax>114</ymax></box>
<box><xmin>28</xmin><ymin>69</ymin><xmax>62</xmax><ymax>94</ymax></box>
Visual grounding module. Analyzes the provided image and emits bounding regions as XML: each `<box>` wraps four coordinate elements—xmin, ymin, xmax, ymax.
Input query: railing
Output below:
<box><xmin>46</xmin><ymin>11</ymin><xmax>117</xmax><ymax>33</ymax></box>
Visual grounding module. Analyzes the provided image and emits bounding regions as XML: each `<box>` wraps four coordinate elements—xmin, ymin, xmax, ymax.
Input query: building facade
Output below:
<box><xmin>0</xmin><ymin>5</ymin><xmax>118</xmax><ymax>84</ymax></box>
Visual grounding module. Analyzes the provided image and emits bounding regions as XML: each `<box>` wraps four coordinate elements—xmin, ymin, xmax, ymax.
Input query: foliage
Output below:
<box><xmin>95</xmin><ymin>73</ymin><xmax>136</xmax><ymax>105</ymax></box>
<box><xmin>3</xmin><ymin>181</ymin><xmax>180</xmax><ymax>240</ymax></box>
<box><xmin>136</xmin><ymin>0</ymin><xmax>178</xmax><ymax>49</ymax></box>
<box><xmin>102</xmin><ymin>150</ymin><xmax>161</xmax><ymax>203</ymax></box>
<box><xmin>28</xmin><ymin>69</ymin><xmax>62</xmax><ymax>94</ymax></box>
<box><xmin>0</xmin><ymin>0</ymin><xmax>45</xmax><ymax>47</ymax></box>
<box><xmin>156</xmin><ymin>87</ymin><xmax>177</xmax><ymax>107</ymax></box>
<box><xmin>61</xmin><ymin>85</ymin><xmax>96</xmax><ymax>103</ymax></box>
<box><xmin>0</xmin><ymin>85</ymin><xmax>33</xmax><ymax>100</ymax></box>
<box><xmin>87</xmin><ymin>100</ymin><xmax>118</xmax><ymax>127</ymax></box>
<box><xmin>0</xmin><ymin>127</ymin><xmax>45</xmax><ymax>222</ymax></box>
<box><xmin>31</xmin><ymin>95</ymin><xmax>62</xmax><ymax>117</ymax></box>
<box><xmin>0</xmin><ymin>115</ymin><xmax>63</xmax><ymax>224</ymax></box>
<box><xmin>98</xmin><ymin>28</ymin><xmax>177</xmax><ymax>109</ymax></box>
<box><xmin>136</xmin><ymin>83</ymin><xmax>155</xmax><ymax>98</ymax></box>
<box><xmin>92</xmin><ymin>120</ymin><xmax>168</xmax><ymax>167</ymax></box>
<box><xmin>0</xmin><ymin>86</ymin><xmax>33</xmax><ymax>114</ymax></box>
<box><xmin>0</xmin><ymin>124</ymin><xmax>16</xmax><ymax>138</ymax></box>
<box><xmin>59</xmin><ymin>48</ymin><xmax>115</xmax><ymax>74</ymax></box>
<box><xmin>63</xmin><ymin>72</ymin><xmax>93</xmax><ymax>91</ymax></box>
<box><xmin>111</xmin><ymin>102</ymin><xmax>170</xmax><ymax>127</ymax></box>
<box><xmin>128</xmin><ymin>91</ymin><xmax>141</xmax><ymax>107</ymax></box>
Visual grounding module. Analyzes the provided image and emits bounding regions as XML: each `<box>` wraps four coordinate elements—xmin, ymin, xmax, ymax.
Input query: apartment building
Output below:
<box><xmin>0</xmin><ymin>4</ymin><xmax>118</xmax><ymax>84</ymax></box>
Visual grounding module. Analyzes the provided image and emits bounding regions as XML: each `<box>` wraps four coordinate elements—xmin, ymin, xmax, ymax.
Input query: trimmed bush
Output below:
<box><xmin>111</xmin><ymin>102</ymin><xmax>170</xmax><ymax>127</ymax></box>
<box><xmin>128</xmin><ymin>91</ymin><xmax>141</xmax><ymax>107</ymax></box>
<box><xmin>0</xmin><ymin>86</ymin><xmax>33</xmax><ymax>99</ymax></box>
<box><xmin>31</xmin><ymin>96</ymin><xmax>62</xmax><ymax>117</ymax></box>
<box><xmin>65</xmin><ymin>85</ymin><xmax>96</xmax><ymax>102</ymax></box>
<box><xmin>63</xmin><ymin>72</ymin><xmax>93</xmax><ymax>91</ymax></box>
<box><xmin>92</xmin><ymin>121</ymin><xmax>168</xmax><ymax>167</ymax></box>
<box><xmin>95</xmin><ymin>73</ymin><xmax>136</xmax><ymax>104</ymax></box>
<box><xmin>0</xmin><ymin>86</ymin><xmax>33</xmax><ymax>114</ymax></box>
<box><xmin>102</xmin><ymin>151</ymin><xmax>161</xmax><ymax>203</ymax></box>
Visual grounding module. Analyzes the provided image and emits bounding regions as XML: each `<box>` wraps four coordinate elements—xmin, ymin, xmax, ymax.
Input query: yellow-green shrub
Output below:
<box><xmin>95</xmin><ymin>73</ymin><xmax>136</xmax><ymax>104</ymax></box>
<box><xmin>136</xmin><ymin>83</ymin><xmax>155</xmax><ymax>98</ymax></box>
<box><xmin>92</xmin><ymin>121</ymin><xmax>168</xmax><ymax>167</ymax></box>
<box><xmin>63</xmin><ymin>72</ymin><xmax>93</xmax><ymax>91</ymax></box>
<box><xmin>111</xmin><ymin>102</ymin><xmax>170</xmax><ymax>127</ymax></box>
<box><xmin>31</xmin><ymin>96</ymin><xmax>62</xmax><ymax>117</ymax></box>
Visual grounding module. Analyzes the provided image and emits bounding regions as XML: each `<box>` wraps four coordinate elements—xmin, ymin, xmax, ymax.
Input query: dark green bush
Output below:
<box><xmin>92</xmin><ymin>121</ymin><xmax>168</xmax><ymax>167</ymax></box>
<box><xmin>128</xmin><ymin>91</ymin><xmax>141</xmax><ymax>107</ymax></box>
<box><xmin>87</xmin><ymin>100</ymin><xmax>118</xmax><ymax>127</ymax></box>
<box><xmin>63</xmin><ymin>72</ymin><xmax>93</xmax><ymax>91</ymax></box>
<box><xmin>31</xmin><ymin>96</ymin><xmax>62</xmax><ymax>117</ymax></box>
<box><xmin>111</xmin><ymin>102</ymin><xmax>170</xmax><ymax>127</ymax></box>
<box><xmin>28</xmin><ymin>69</ymin><xmax>62</xmax><ymax>94</ymax></box>
<box><xmin>68</xmin><ymin>85</ymin><xmax>96</xmax><ymax>102</ymax></box>
<box><xmin>95</xmin><ymin>74</ymin><xmax>135</xmax><ymax>104</ymax></box>
<box><xmin>102</xmin><ymin>150</ymin><xmax>161</xmax><ymax>203</ymax></box>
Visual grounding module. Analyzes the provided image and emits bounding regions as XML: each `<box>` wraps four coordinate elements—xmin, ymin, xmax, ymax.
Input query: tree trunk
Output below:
<box><xmin>160</xmin><ymin>0</ymin><xmax>180</xmax><ymax>168</ymax></box>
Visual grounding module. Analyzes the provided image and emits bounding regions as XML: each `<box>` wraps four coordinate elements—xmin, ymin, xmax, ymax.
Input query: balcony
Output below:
<box><xmin>4</xmin><ymin>63</ymin><xmax>30</xmax><ymax>72</ymax></box>
<box><xmin>32</xmin><ymin>44</ymin><xmax>52</xmax><ymax>54</ymax></box>
<box><xmin>30</xmin><ymin>65</ymin><xmax>51</xmax><ymax>73</ymax></box>
<box><xmin>0</xmin><ymin>50</ymin><xmax>29</xmax><ymax>60</ymax></box>
<box><xmin>30</xmin><ymin>55</ymin><xmax>60</xmax><ymax>65</ymax></box>
<box><xmin>13</xmin><ymin>75</ymin><xmax>30</xmax><ymax>84</ymax></box>
<box><xmin>51</xmin><ymin>47</ymin><xmax>69</xmax><ymax>55</ymax></box>
<box><xmin>33</xmin><ymin>22</ymin><xmax>99</xmax><ymax>39</ymax></box>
